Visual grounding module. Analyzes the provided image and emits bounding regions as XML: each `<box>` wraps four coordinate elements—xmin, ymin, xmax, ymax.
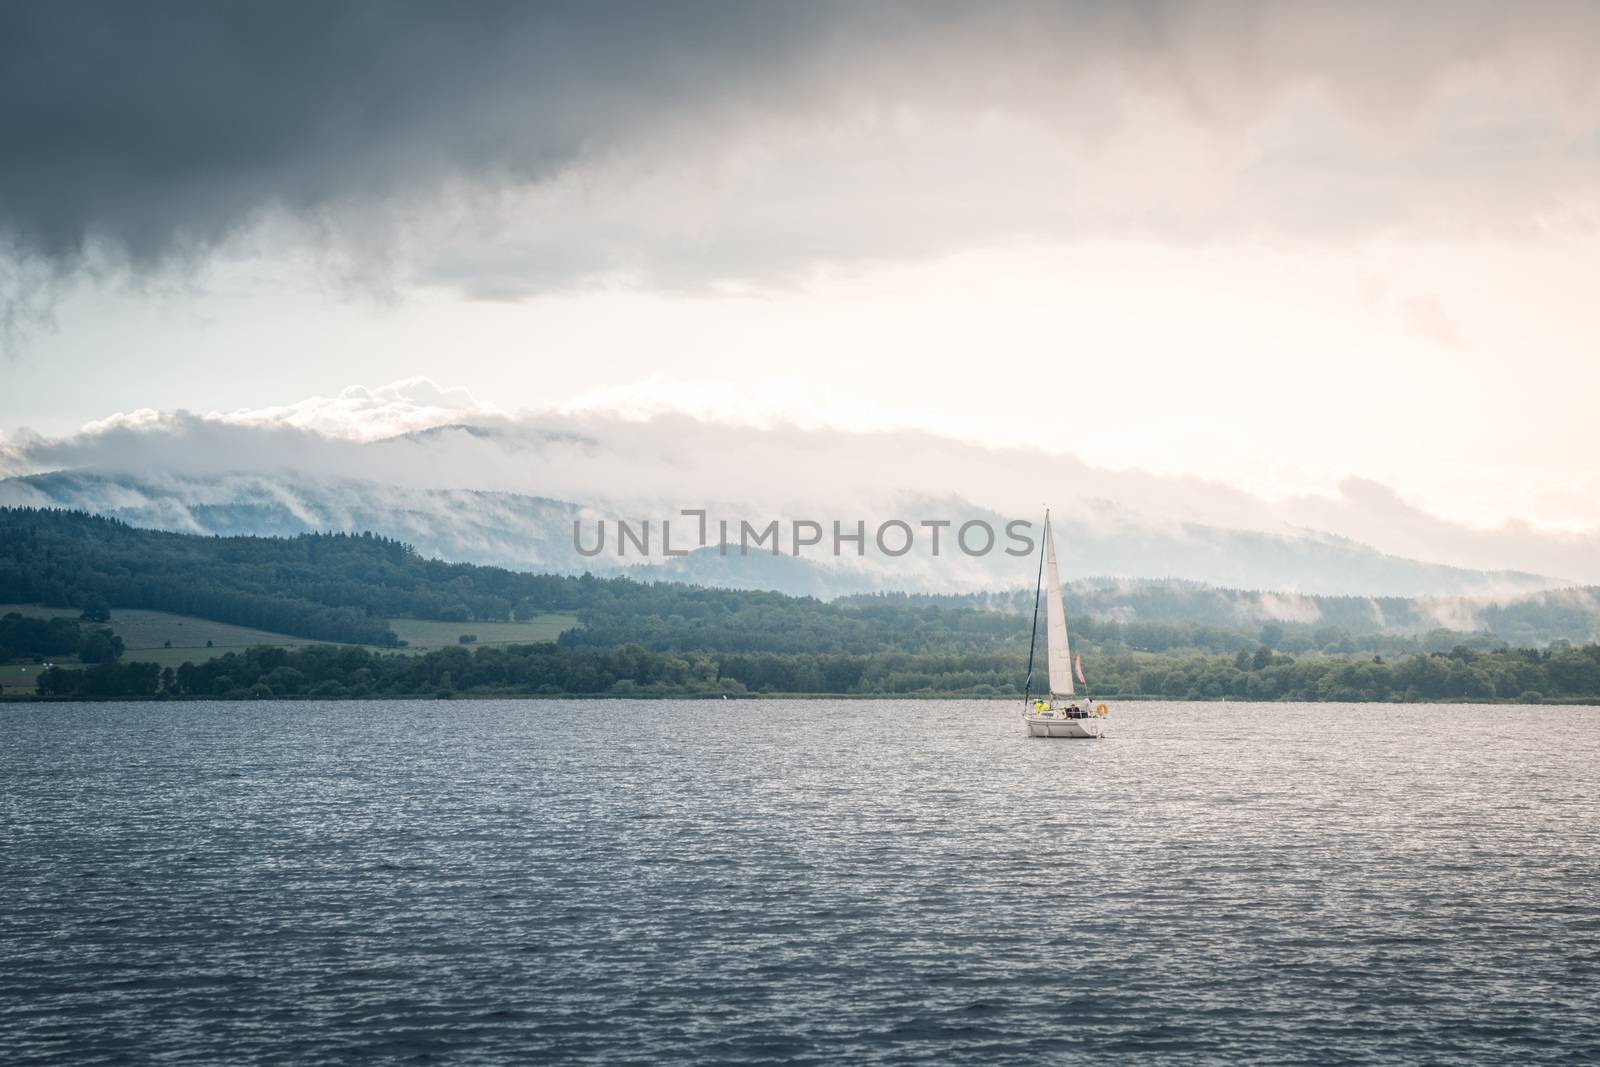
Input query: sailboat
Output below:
<box><xmin>1022</xmin><ymin>509</ymin><xmax>1108</xmax><ymax>739</ymax></box>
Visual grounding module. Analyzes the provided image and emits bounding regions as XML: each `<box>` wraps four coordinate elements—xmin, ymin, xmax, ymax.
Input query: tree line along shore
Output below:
<box><xmin>19</xmin><ymin>629</ymin><xmax>1600</xmax><ymax>703</ymax></box>
<box><xmin>4</xmin><ymin>507</ymin><xmax>1599</xmax><ymax>703</ymax></box>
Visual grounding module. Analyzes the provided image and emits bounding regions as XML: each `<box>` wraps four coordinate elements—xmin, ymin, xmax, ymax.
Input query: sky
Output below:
<box><xmin>3</xmin><ymin>2</ymin><xmax>1599</xmax><ymax>544</ymax></box>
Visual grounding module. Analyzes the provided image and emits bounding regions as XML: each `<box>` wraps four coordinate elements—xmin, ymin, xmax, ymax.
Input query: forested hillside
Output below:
<box><xmin>0</xmin><ymin>508</ymin><xmax>669</xmax><ymax>646</ymax></box>
<box><xmin>1</xmin><ymin>508</ymin><xmax>993</xmax><ymax>653</ymax></box>
<box><xmin>8</xmin><ymin>469</ymin><xmax>1571</xmax><ymax>599</ymax></box>
<box><xmin>8</xmin><ymin>507</ymin><xmax>1600</xmax><ymax>702</ymax></box>
<box><xmin>6</xmin><ymin>507</ymin><xmax>1600</xmax><ymax>659</ymax></box>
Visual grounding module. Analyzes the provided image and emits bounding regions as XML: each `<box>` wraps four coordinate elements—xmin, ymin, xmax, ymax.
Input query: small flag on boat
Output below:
<box><xmin>1074</xmin><ymin>654</ymin><xmax>1087</xmax><ymax>685</ymax></box>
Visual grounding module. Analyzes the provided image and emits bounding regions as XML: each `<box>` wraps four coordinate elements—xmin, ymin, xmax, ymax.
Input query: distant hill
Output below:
<box><xmin>10</xmin><ymin>508</ymin><xmax>1600</xmax><ymax>705</ymax></box>
<box><xmin>0</xmin><ymin>470</ymin><xmax>1564</xmax><ymax>599</ymax></box>
<box><xmin>3</xmin><ymin>507</ymin><xmax>1599</xmax><ymax>658</ymax></box>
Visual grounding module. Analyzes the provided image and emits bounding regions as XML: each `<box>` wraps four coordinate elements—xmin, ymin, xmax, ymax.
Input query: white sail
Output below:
<box><xmin>1044</xmin><ymin>513</ymin><xmax>1074</xmax><ymax>697</ymax></box>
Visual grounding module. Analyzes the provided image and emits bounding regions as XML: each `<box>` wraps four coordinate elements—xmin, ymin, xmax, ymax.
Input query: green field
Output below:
<box><xmin>388</xmin><ymin>615</ymin><xmax>577</xmax><ymax>649</ymax></box>
<box><xmin>0</xmin><ymin>661</ymin><xmax>47</xmax><ymax>694</ymax></box>
<box><xmin>0</xmin><ymin>604</ymin><xmax>578</xmax><ymax>679</ymax></box>
<box><xmin>0</xmin><ymin>603</ymin><xmax>343</xmax><ymax>669</ymax></box>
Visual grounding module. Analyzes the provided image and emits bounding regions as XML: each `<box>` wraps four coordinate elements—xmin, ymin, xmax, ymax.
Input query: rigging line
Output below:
<box><xmin>1023</xmin><ymin>509</ymin><xmax>1047</xmax><ymax>706</ymax></box>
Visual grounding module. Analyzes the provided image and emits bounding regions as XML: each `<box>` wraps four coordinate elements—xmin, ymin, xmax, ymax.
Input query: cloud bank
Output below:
<box><xmin>5</xmin><ymin>378</ymin><xmax>1598</xmax><ymax>585</ymax></box>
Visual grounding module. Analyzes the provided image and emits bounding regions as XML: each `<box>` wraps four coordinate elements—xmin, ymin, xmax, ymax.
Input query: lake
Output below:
<box><xmin>3</xmin><ymin>700</ymin><xmax>1598</xmax><ymax>1064</ymax></box>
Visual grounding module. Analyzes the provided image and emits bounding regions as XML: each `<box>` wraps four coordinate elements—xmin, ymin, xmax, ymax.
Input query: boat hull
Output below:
<box><xmin>1024</xmin><ymin>715</ymin><xmax>1104</xmax><ymax>739</ymax></box>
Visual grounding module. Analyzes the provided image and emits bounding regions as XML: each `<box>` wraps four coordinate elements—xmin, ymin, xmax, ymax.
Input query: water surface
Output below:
<box><xmin>3</xmin><ymin>700</ymin><xmax>1598</xmax><ymax>1064</ymax></box>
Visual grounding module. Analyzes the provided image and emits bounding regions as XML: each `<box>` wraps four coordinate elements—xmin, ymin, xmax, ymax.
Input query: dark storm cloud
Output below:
<box><xmin>0</xmin><ymin>0</ymin><xmax>855</xmax><ymax>268</ymax></box>
<box><xmin>2</xmin><ymin>1</ymin><xmax>1599</xmax><ymax>305</ymax></box>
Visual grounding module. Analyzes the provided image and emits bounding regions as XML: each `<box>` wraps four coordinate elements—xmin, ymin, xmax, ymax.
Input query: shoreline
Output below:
<box><xmin>5</xmin><ymin>692</ymin><xmax>1597</xmax><ymax>706</ymax></box>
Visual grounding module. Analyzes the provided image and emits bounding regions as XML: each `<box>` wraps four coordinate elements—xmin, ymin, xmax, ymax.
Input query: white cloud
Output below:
<box><xmin>65</xmin><ymin>376</ymin><xmax>501</xmax><ymax>445</ymax></box>
<box><xmin>207</xmin><ymin>377</ymin><xmax>502</xmax><ymax>441</ymax></box>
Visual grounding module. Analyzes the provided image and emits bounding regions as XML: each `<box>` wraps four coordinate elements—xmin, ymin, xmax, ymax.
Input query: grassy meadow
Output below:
<box><xmin>387</xmin><ymin>615</ymin><xmax>576</xmax><ymax>650</ymax></box>
<box><xmin>0</xmin><ymin>661</ymin><xmax>47</xmax><ymax>694</ymax></box>
<box><xmin>0</xmin><ymin>603</ymin><xmax>578</xmax><ymax>685</ymax></box>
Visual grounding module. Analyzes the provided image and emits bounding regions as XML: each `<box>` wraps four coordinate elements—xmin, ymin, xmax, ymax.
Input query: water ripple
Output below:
<box><xmin>2</xmin><ymin>700</ymin><xmax>1599</xmax><ymax>1064</ymax></box>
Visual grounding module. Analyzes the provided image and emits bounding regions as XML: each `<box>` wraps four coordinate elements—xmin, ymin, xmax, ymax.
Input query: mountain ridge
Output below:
<box><xmin>0</xmin><ymin>469</ymin><xmax>1565</xmax><ymax>600</ymax></box>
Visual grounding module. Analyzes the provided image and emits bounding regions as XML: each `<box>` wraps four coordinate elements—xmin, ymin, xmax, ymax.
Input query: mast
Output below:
<box><xmin>1044</xmin><ymin>511</ymin><xmax>1074</xmax><ymax>698</ymax></box>
<box><xmin>1022</xmin><ymin>509</ymin><xmax>1047</xmax><ymax>705</ymax></box>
